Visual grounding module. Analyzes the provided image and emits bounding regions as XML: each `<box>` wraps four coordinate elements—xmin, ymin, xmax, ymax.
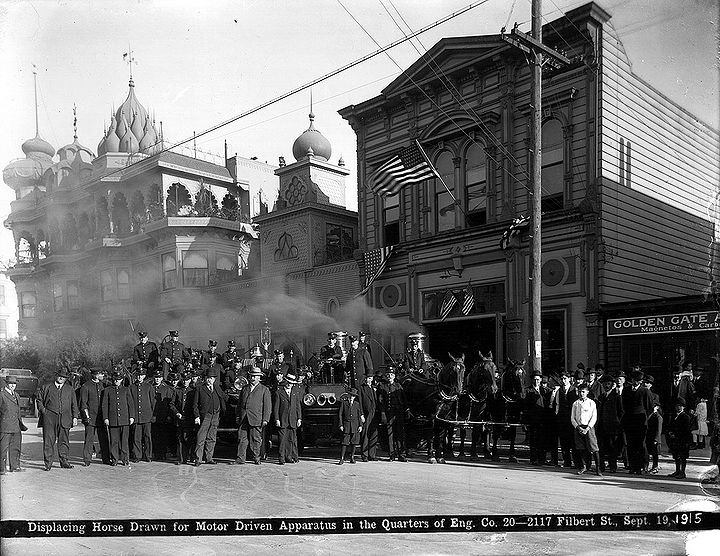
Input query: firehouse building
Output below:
<box><xmin>340</xmin><ymin>2</ymin><xmax>719</xmax><ymax>396</ymax></box>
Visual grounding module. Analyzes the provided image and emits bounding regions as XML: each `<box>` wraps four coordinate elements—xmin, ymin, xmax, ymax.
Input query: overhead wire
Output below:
<box><xmin>82</xmin><ymin>0</ymin><xmax>490</xmax><ymax>186</ymax></box>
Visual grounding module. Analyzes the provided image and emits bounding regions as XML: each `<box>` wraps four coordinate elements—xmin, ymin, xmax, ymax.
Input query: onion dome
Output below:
<box><xmin>131</xmin><ymin>111</ymin><xmax>144</xmax><ymax>141</ymax></box>
<box><xmin>58</xmin><ymin>138</ymin><xmax>94</xmax><ymax>164</ymax></box>
<box><xmin>21</xmin><ymin>134</ymin><xmax>55</xmax><ymax>158</ymax></box>
<box><xmin>119</xmin><ymin>116</ymin><xmax>139</xmax><ymax>153</ymax></box>
<box><xmin>2</xmin><ymin>155</ymin><xmax>52</xmax><ymax>189</ymax></box>
<box><xmin>139</xmin><ymin>116</ymin><xmax>158</xmax><ymax>153</ymax></box>
<box><xmin>103</xmin><ymin>116</ymin><xmax>121</xmax><ymax>153</ymax></box>
<box><xmin>115</xmin><ymin>78</ymin><xmax>148</xmax><ymax>137</ymax></box>
<box><xmin>292</xmin><ymin>112</ymin><xmax>332</xmax><ymax>162</ymax></box>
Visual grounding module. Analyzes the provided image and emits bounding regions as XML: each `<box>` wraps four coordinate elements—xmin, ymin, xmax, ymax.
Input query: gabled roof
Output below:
<box><xmin>381</xmin><ymin>35</ymin><xmax>507</xmax><ymax>99</ymax></box>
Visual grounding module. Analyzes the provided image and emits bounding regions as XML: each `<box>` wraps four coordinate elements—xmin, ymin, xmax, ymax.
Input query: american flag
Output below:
<box><xmin>356</xmin><ymin>246</ymin><xmax>394</xmax><ymax>298</ymax></box>
<box><xmin>461</xmin><ymin>285</ymin><xmax>475</xmax><ymax>316</ymax></box>
<box><xmin>440</xmin><ymin>290</ymin><xmax>458</xmax><ymax>321</ymax></box>
<box><xmin>371</xmin><ymin>140</ymin><xmax>439</xmax><ymax>197</ymax></box>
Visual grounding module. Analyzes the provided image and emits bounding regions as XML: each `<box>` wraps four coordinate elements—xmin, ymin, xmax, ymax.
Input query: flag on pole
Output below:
<box><xmin>440</xmin><ymin>290</ymin><xmax>458</xmax><ymax>321</ymax></box>
<box><xmin>499</xmin><ymin>215</ymin><xmax>530</xmax><ymax>250</ymax></box>
<box><xmin>461</xmin><ymin>285</ymin><xmax>475</xmax><ymax>316</ymax></box>
<box><xmin>356</xmin><ymin>246</ymin><xmax>395</xmax><ymax>298</ymax></box>
<box><xmin>371</xmin><ymin>140</ymin><xmax>439</xmax><ymax>197</ymax></box>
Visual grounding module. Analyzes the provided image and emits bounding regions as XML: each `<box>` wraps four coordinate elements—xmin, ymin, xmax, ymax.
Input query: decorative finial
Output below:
<box><xmin>309</xmin><ymin>89</ymin><xmax>314</xmax><ymax>122</ymax></box>
<box><xmin>123</xmin><ymin>47</ymin><xmax>135</xmax><ymax>86</ymax></box>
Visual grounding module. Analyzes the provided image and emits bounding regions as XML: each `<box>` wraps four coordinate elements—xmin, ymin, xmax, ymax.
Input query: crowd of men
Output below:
<box><xmin>0</xmin><ymin>329</ymin><xmax>717</xmax><ymax>480</ymax></box>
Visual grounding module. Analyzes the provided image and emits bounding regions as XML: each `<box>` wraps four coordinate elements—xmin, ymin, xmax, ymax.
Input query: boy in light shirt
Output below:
<box><xmin>570</xmin><ymin>383</ymin><xmax>602</xmax><ymax>476</ymax></box>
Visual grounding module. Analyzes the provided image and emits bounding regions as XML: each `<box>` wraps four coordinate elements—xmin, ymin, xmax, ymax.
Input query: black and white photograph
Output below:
<box><xmin>0</xmin><ymin>0</ymin><xmax>718</xmax><ymax>554</ymax></box>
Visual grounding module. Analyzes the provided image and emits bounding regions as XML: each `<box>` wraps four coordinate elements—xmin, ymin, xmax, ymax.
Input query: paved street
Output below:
<box><xmin>1</xmin><ymin>419</ymin><xmax>718</xmax><ymax>555</ymax></box>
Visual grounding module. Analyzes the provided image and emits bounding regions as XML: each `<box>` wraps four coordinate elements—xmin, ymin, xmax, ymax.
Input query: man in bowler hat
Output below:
<box><xmin>234</xmin><ymin>367</ymin><xmax>271</xmax><ymax>464</ymax></box>
<box><xmin>193</xmin><ymin>365</ymin><xmax>226</xmax><ymax>466</ymax></box>
<box><xmin>0</xmin><ymin>376</ymin><xmax>28</xmax><ymax>474</ymax></box>
<box><xmin>37</xmin><ymin>367</ymin><xmax>79</xmax><ymax>470</ymax></box>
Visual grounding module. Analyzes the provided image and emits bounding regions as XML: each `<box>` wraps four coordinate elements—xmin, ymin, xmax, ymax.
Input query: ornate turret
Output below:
<box><xmin>292</xmin><ymin>111</ymin><xmax>332</xmax><ymax>162</ymax></box>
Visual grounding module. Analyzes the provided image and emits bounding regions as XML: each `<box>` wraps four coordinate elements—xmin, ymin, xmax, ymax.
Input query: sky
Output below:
<box><xmin>0</xmin><ymin>0</ymin><xmax>718</xmax><ymax>266</ymax></box>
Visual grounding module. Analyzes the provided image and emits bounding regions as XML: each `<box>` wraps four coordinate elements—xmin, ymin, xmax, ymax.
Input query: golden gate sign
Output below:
<box><xmin>607</xmin><ymin>311</ymin><xmax>720</xmax><ymax>336</ymax></box>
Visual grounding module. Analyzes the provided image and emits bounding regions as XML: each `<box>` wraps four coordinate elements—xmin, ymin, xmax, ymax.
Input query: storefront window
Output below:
<box><xmin>541</xmin><ymin>310</ymin><xmax>566</xmax><ymax>373</ymax></box>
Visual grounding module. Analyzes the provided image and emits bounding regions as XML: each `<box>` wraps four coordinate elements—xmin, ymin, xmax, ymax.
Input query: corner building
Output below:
<box><xmin>340</xmin><ymin>2</ymin><xmax>719</xmax><ymax>394</ymax></box>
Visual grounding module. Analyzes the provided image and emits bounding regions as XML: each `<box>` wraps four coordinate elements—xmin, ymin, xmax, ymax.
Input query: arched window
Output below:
<box><xmin>216</xmin><ymin>254</ymin><xmax>236</xmax><ymax>284</ymax></box>
<box><xmin>100</xmin><ymin>270</ymin><xmax>113</xmax><ymax>301</ymax></box>
<box><xmin>382</xmin><ymin>194</ymin><xmax>400</xmax><ymax>245</ymax></box>
<box><xmin>162</xmin><ymin>253</ymin><xmax>177</xmax><ymax>290</ymax></box>
<box><xmin>166</xmin><ymin>183</ymin><xmax>192</xmax><ymax>216</ymax></box>
<box><xmin>465</xmin><ymin>143</ymin><xmax>487</xmax><ymax>227</ymax></box>
<box><xmin>435</xmin><ymin>151</ymin><xmax>455</xmax><ymax>232</ymax></box>
<box><xmin>183</xmin><ymin>251</ymin><xmax>208</xmax><ymax>287</ymax></box>
<box><xmin>194</xmin><ymin>188</ymin><xmax>218</xmax><ymax>216</ymax></box>
<box><xmin>117</xmin><ymin>269</ymin><xmax>130</xmax><ymax>300</ymax></box>
<box><xmin>541</xmin><ymin>120</ymin><xmax>564</xmax><ymax>211</ymax></box>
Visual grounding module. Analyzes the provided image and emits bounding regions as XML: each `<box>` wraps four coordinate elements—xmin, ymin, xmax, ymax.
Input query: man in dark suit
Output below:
<box><xmin>129</xmin><ymin>368</ymin><xmax>155</xmax><ymax>462</ymax></box>
<box><xmin>78</xmin><ymin>368</ymin><xmax>109</xmax><ymax>466</ymax></box>
<box><xmin>151</xmin><ymin>371</ymin><xmax>175</xmax><ymax>461</ymax></box>
<box><xmin>273</xmin><ymin>372</ymin><xmax>302</xmax><ymax>464</ymax></box>
<box><xmin>37</xmin><ymin>367</ymin><xmax>79</xmax><ymax>470</ymax></box>
<box><xmin>622</xmin><ymin>370</ymin><xmax>654</xmax><ymax>474</ymax></box>
<box><xmin>171</xmin><ymin>371</ymin><xmax>196</xmax><ymax>465</ymax></box>
<box><xmin>401</xmin><ymin>334</ymin><xmax>426</xmax><ymax>376</ymax></box>
<box><xmin>596</xmin><ymin>374</ymin><xmax>623</xmax><ymax>473</ymax></box>
<box><xmin>234</xmin><ymin>367</ymin><xmax>272</xmax><ymax>464</ymax></box>
<box><xmin>193</xmin><ymin>365</ymin><xmax>226</xmax><ymax>466</ymax></box>
<box><xmin>0</xmin><ymin>376</ymin><xmax>28</xmax><ymax>474</ymax></box>
<box><xmin>346</xmin><ymin>335</ymin><xmax>373</xmax><ymax>388</ymax></box>
<box><xmin>525</xmin><ymin>370</ymin><xmax>546</xmax><ymax>465</ymax></box>
<box><xmin>160</xmin><ymin>330</ymin><xmax>190</xmax><ymax>379</ymax></box>
<box><xmin>102</xmin><ymin>370</ymin><xmax>135</xmax><ymax>466</ymax></box>
<box><xmin>378</xmin><ymin>366</ymin><xmax>408</xmax><ymax>462</ymax></box>
<box><xmin>132</xmin><ymin>332</ymin><xmax>159</xmax><ymax>374</ymax></box>
<box><xmin>359</xmin><ymin>372</ymin><xmax>380</xmax><ymax>461</ymax></box>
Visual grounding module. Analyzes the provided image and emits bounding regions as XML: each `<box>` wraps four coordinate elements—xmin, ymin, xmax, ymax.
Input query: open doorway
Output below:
<box><xmin>425</xmin><ymin>316</ymin><xmax>501</xmax><ymax>371</ymax></box>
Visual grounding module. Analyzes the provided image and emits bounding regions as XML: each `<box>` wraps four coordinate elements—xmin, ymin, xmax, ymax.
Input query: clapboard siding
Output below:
<box><xmin>599</xmin><ymin>179</ymin><xmax>712</xmax><ymax>304</ymax></box>
<box><xmin>600</xmin><ymin>24</ymin><xmax>719</xmax><ymax>222</ymax></box>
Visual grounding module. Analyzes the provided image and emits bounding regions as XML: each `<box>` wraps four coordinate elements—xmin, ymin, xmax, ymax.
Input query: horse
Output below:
<box><xmin>493</xmin><ymin>358</ymin><xmax>528</xmax><ymax>462</ymax></box>
<box><xmin>457</xmin><ymin>351</ymin><xmax>499</xmax><ymax>459</ymax></box>
<box><xmin>401</xmin><ymin>353</ymin><xmax>465</xmax><ymax>464</ymax></box>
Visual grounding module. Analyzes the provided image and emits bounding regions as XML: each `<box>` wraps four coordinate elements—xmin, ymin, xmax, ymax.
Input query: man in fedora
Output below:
<box><xmin>235</xmin><ymin>367</ymin><xmax>271</xmax><ymax>465</ymax></box>
<box><xmin>359</xmin><ymin>372</ymin><xmax>380</xmax><ymax>461</ymax></box>
<box><xmin>622</xmin><ymin>369</ymin><xmax>654</xmax><ymax>474</ymax></box>
<box><xmin>79</xmin><ymin>368</ymin><xmax>109</xmax><ymax>466</ymax></box>
<box><xmin>193</xmin><ymin>364</ymin><xmax>226</xmax><ymax>466</ymax></box>
<box><xmin>132</xmin><ymin>332</ymin><xmax>159</xmax><ymax>374</ymax></box>
<box><xmin>273</xmin><ymin>372</ymin><xmax>302</xmax><ymax>464</ymax></box>
<box><xmin>102</xmin><ymin>370</ymin><xmax>135</xmax><ymax>466</ymax></box>
<box><xmin>171</xmin><ymin>371</ymin><xmax>197</xmax><ymax>465</ymax></box>
<box><xmin>37</xmin><ymin>367</ymin><xmax>79</xmax><ymax>470</ymax></box>
<box><xmin>0</xmin><ymin>376</ymin><xmax>28</xmax><ymax>474</ymax></box>
<box><xmin>338</xmin><ymin>388</ymin><xmax>363</xmax><ymax>464</ymax></box>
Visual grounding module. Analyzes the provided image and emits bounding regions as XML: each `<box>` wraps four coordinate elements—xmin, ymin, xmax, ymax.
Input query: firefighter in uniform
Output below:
<box><xmin>129</xmin><ymin>368</ymin><xmax>155</xmax><ymax>462</ymax></box>
<box><xmin>378</xmin><ymin>366</ymin><xmax>408</xmax><ymax>461</ymax></box>
<box><xmin>402</xmin><ymin>334</ymin><xmax>426</xmax><ymax>376</ymax></box>
<box><xmin>319</xmin><ymin>333</ymin><xmax>343</xmax><ymax>383</ymax></box>
<box><xmin>346</xmin><ymin>335</ymin><xmax>373</xmax><ymax>388</ymax></box>
<box><xmin>171</xmin><ymin>371</ymin><xmax>197</xmax><ymax>464</ymax></box>
<box><xmin>221</xmin><ymin>340</ymin><xmax>242</xmax><ymax>391</ymax></box>
<box><xmin>160</xmin><ymin>330</ymin><xmax>190</xmax><ymax>379</ymax></box>
<box><xmin>201</xmin><ymin>340</ymin><xmax>221</xmax><ymax>367</ymax></box>
<box><xmin>132</xmin><ymin>332</ymin><xmax>159</xmax><ymax>374</ymax></box>
<box><xmin>102</xmin><ymin>370</ymin><xmax>135</xmax><ymax>466</ymax></box>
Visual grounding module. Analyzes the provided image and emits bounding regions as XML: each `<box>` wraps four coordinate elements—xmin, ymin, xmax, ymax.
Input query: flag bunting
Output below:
<box><xmin>461</xmin><ymin>285</ymin><xmax>475</xmax><ymax>316</ymax></box>
<box><xmin>440</xmin><ymin>290</ymin><xmax>458</xmax><ymax>321</ymax></box>
<box><xmin>499</xmin><ymin>215</ymin><xmax>530</xmax><ymax>250</ymax></box>
<box><xmin>356</xmin><ymin>246</ymin><xmax>394</xmax><ymax>298</ymax></box>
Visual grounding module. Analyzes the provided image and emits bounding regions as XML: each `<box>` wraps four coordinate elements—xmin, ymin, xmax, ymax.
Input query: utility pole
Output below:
<box><xmin>502</xmin><ymin>0</ymin><xmax>569</xmax><ymax>373</ymax></box>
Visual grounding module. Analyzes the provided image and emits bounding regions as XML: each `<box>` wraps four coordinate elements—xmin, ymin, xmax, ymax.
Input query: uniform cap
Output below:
<box><xmin>531</xmin><ymin>370</ymin><xmax>542</xmax><ymax>378</ymax></box>
<box><xmin>676</xmin><ymin>397</ymin><xmax>686</xmax><ymax>406</ymax></box>
<box><xmin>348</xmin><ymin>335</ymin><xmax>357</xmax><ymax>343</ymax></box>
<box><xmin>576</xmin><ymin>362</ymin><xmax>585</xmax><ymax>370</ymax></box>
<box><xmin>228</xmin><ymin>340</ymin><xmax>236</xmax><ymax>347</ymax></box>
<box><xmin>358</xmin><ymin>331</ymin><xmax>368</xmax><ymax>337</ymax></box>
<box><xmin>386</xmin><ymin>366</ymin><xmax>396</xmax><ymax>374</ymax></box>
<box><xmin>181</xmin><ymin>372</ymin><xmax>193</xmax><ymax>380</ymax></box>
<box><xmin>327</xmin><ymin>332</ymin><xmax>337</xmax><ymax>339</ymax></box>
<box><xmin>111</xmin><ymin>370</ymin><xmax>124</xmax><ymax>381</ymax></box>
<box><xmin>273</xmin><ymin>349</ymin><xmax>282</xmax><ymax>356</ymax></box>
<box><xmin>169</xmin><ymin>330</ymin><xmax>179</xmax><ymax>337</ymax></box>
<box><xmin>643</xmin><ymin>374</ymin><xmax>655</xmax><ymax>384</ymax></box>
<box><xmin>347</xmin><ymin>388</ymin><xmax>359</xmax><ymax>397</ymax></box>
<box><xmin>138</xmin><ymin>331</ymin><xmax>147</xmax><ymax>338</ymax></box>
<box><xmin>615</xmin><ymin>370</ymin><xmax>626</xmax><ymax>378</ymax></box>
<box><xmin>208</xmin><ymin>339</ymin><xmax>217</xmax><ymax>347</ymax></box>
